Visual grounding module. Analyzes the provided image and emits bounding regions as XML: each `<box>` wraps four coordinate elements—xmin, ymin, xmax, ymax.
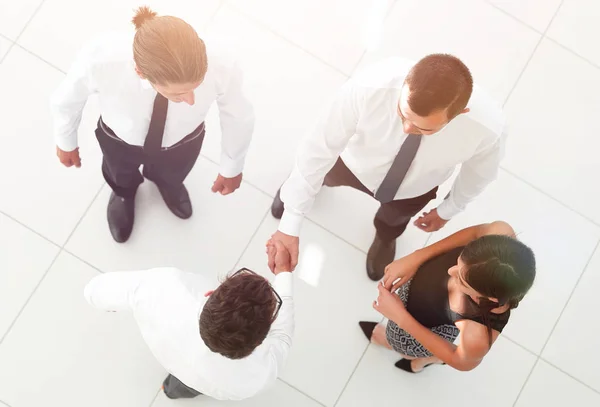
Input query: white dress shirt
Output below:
<box><xmin>51</xmin><ymin>31</ymin><xmax>254</xmax><ymax>178</ymax></box>
<box><xmin>84</xmin><ymin>268</ymin><xmax>294</xmax><ymax>401</ymax></box>
<box><xmin>279</xmin><ymin>58</ymin><xmax>506</xmax><ymax>236</ymax></box>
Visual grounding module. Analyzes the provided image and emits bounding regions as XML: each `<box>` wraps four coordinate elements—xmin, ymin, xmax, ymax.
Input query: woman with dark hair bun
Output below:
<box><xmin>360</xmin><ymin>221</ymin><xmax>536</xmax><ymax>373</ymax></box>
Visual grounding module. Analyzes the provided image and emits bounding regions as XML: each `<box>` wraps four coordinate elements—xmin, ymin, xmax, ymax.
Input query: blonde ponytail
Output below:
<box><xmin>132</xmin><ymin>6</ymin><xmax>157</xmax><ymax>29</ymax></box>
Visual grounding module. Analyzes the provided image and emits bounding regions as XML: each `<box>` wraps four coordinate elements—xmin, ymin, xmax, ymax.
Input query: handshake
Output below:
<box><xmin>265</xmin><ymin>239</ymin><xmax>292</xmax><ymax>275</ymax></box>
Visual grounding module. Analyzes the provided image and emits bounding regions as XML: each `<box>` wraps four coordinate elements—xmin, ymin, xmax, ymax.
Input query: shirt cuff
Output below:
<box><xmin>219</xmin><ymin>152</ymin><xmax>244</xmax><ymax>178</ymax></box>
<box><xmin>272</xmin><ymin>272</ymin><xmax>293</xmax><ymax>298</ymax></box>
<box><xmin>55</xmin><ymin>132</ymin><xmax>79</xmax><ymax>152</ymax></box>
<box><xmin>278</xmin><ymin>210</ymin><xmax>304</xmax><ymax>237</ymax></box>
<box><xmin>436</xmin><ymin>199</ymin><xmax>461</xmax><ymax>221</ymax></box>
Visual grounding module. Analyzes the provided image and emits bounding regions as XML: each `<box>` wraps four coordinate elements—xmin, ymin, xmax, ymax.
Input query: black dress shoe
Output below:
<box><xmin>366</xmin><ymin>235</ymin><xmax>396</xmax><ymax>281</ymax></box>
<box><xmin>107</xmin><ymin>192</ymin><xmax>135</xmax><ymax>243</ymax></box>
<box><xmin>156</xmin><ymin>184</ymin><xmax>192</xmax><ymax>219</ymax></box>
<box><xmin>271</xmin><ymin>189</ymin><xmax>284</xmax><ymax>219</ymax></box>
<box><xmin>359</xmin><ymin>321</ymin><xmax>378</xmax><ymax>341</ymax></box>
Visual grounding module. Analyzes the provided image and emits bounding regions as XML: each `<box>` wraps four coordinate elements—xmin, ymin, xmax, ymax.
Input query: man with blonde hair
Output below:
<box><xmin>52</xmin><ymin>6</ymin><xmax>254</xmax><ymax>242</ymax></box>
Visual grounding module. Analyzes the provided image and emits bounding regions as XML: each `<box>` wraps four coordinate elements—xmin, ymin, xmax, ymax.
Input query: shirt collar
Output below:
<box><xmin>131</xmin><ymin>59</ymin><xmax>155</xmax><ymax>90</ymax></box>
<box><xmin>140</xmin><ymin>77</ymin><xmax>154</xmax><ymax>90</ymax></box>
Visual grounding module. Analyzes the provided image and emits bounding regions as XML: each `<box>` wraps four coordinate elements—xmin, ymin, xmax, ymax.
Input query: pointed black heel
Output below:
<box><xmin>395</xmin><ymin>359</ymin><xmax>446</xmax><ymax>373</ymax></box>
<box><xmin>359</xmin><ymin>321</ymin><xmax>378</xmax><ymax>340</ymax></box>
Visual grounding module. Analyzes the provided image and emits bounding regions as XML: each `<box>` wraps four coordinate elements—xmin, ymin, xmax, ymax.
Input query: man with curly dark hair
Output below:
<box><xmin>83</xmin><ymin>241</ymin><xmax>294</xmax><ymax>400</ymax></box>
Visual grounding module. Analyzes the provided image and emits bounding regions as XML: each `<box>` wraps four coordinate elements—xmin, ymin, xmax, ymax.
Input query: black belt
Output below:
<box><xmin>99</xmin><ymin>117</ymin><xmax>205</xmax><ymax>151</ymax></box>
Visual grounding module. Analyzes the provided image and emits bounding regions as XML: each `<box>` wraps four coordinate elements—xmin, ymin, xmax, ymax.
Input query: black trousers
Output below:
<box><xmin>324</xmin><ymin>158</ymin><xmax>437</xmax><ymax>242</ymax></box>
<box><xmin>94</xmin><ymin>118</ymin><xmax>205</xmax><ymax>199</ymax></box>
<box><xmin>163</xmin><ymin>374</ymin><xmax>202</xmax><ymax>399</ymax></box>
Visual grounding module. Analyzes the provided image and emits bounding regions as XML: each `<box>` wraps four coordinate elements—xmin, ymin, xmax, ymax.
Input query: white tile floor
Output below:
<box><xmin>0</xmin><ymin>0</ymin><xmax>599</xmax><ymax>406</ymax></box>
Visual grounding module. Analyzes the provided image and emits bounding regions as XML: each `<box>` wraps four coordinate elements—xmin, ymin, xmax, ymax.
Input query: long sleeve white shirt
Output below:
<box><xmin>279</xmin><ymin>58</ymin><xmax>506</xmax><ymax>236</ymax></box>
<box><xmin>84</xmin><ymin>268</ymin><xmax>294</xmax><ymax>401</ymax></box>
<box><xmin>51</xmin><ymin>31</ymin><xmax>254</xmax><ymax>178</ymax></box>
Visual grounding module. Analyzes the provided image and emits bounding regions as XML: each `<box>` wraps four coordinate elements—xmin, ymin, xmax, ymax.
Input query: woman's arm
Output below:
<box><xmin>373</xmin><ymin>284</ymin><xmax>499</xmax><ymax>371</ymax></box>
<box><xmin>384</xmin><ymin>221</ymin><xmax>515</xmax><ymax>291</ymax></box>
<box><xmin>414</xmin><ymin>221</ymin><xmax>514</xmax><ymax>264</ymax></box>
<box><xmin>398</xmin><ymin>314</ymin><xmax>499</xmax><ymax>371</ymax></box>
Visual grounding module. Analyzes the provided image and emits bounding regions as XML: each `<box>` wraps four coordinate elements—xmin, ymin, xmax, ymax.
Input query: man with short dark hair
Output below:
<box><xmin>84</xmin><ymin>241</ymin><xmax>293</xmax><ymax>400</ymax></box>
<box><xmin>269</xmin><ymin>55</ymin><xmax>506</xmax><ymax>280</ymax></box>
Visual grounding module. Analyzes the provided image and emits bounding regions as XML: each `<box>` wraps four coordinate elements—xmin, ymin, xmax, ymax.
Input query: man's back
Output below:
<box><xmin>84</xmin><ymin>267</ymin><xmax>294</xmax><ymax>400</ymax></box>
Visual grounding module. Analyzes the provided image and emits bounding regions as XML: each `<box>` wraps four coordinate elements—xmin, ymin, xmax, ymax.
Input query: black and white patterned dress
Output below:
<box><xmin>385</xmin><ymin>278</ymin><xmax>460</xmax><ymax>358</ymax></box>
<box><xmin>384</xmin><ymin>246</ymin><xmax>510</xmax><ymax>358</ymax></box>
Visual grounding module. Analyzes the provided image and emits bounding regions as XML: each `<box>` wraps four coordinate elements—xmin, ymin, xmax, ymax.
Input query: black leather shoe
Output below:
<box><xmin>107</xmin><ymin>192</ymin><xmax>135</xmax><ymax>243</ymax></box>
<box><xmin>366</xmin><ymin>235</ymin><xmax>396</xmax><ymax>281</ymax></box>
<box><xmin>157</xmin><ymin>184</ymin><xmax>192</xmax><ymax>219</ymax></box>
<box><xmin>143</xmin><ymin>172</ymin><xmax>193</xmax><ymax>219</ymax></box>
<box><xmin>271</xmin><ymin>189</ymin><xmax>284</xmax><ymax>219</ymax></box>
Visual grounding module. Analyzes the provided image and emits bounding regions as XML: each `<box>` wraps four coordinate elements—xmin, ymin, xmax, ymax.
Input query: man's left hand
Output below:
<box><xmin>211</xmin><ymin>173</ymin><xmax>243</xmax><ymax>195</ymax></box>
<box><xmin>414</xmin><ymin>208</ymin><xmax>448</xmax><ymax>232</ymax></box>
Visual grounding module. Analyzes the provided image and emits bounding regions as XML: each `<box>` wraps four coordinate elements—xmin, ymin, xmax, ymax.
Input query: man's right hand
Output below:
<box><xmin>267</xmin><ymin>240</ymin><xmax>292</xmax><ymax>275</ymax></box>
<box><xmin>267</xmin><ymin>230</ymin><xmax>299</xmax><ymax>272</ymax></box>
<box><xmin>56</xmin><ymin>146</ymin><xmax>81</xmax><ymax>168</ymax></box>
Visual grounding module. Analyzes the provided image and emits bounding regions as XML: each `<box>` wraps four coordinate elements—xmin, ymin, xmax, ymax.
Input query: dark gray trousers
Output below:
<box><xmin>163</xmin><ymin>374</ymin><xmax>202</xmax><ymax>399</ymax></box>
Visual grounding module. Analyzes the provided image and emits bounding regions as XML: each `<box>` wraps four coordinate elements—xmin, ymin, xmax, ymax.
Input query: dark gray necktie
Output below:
<box><xmin>374</xmin><ymin>134</ymin><xmax>422</xmax><ymax>203</ymax></box>
<box><xmin>143</xmin><ymin>92</ymin><xmax>169</xmax><ymax>155</ymax></box>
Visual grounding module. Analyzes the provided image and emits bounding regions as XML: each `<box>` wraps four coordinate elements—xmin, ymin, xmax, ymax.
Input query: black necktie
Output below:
<box><xmin>143</xmin><ymin>92</ymin><xmax>169</xmax><ymax>155</ymax></box>
<box><xmin>374</xmin><ymin>134</ymin><xmax>422</xmax><ymax>203</ymax></box>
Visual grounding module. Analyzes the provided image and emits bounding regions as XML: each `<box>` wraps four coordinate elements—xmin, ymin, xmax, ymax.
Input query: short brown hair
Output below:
<box><xmin>405</xmin><ymin>54</ymin><xmax>473</xmax><ymax>119</ymax></box>
<box><xmin>199</xmin><ymin>273</ymin><xmax>277</xmax><ymax>359</ymax></box>
<box><xmin>132</xmin><ymin>6</ymin><xmax>208</xmax><ymax>85</ymax></box>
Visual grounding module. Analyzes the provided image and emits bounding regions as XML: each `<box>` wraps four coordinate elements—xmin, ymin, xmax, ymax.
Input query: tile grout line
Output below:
<box><xmin>538</xmin><ymin>357</ymin><xmax>600</xmax><ymax>396</ymax></box>
<box><xmin>0</xmin><ymin>0</ymin><xmax>47</xmax><ymax>64</ymax></box>
<box><xmin>511</xmin><ymin>357</ymin><xmax>541</xmax><ymax>407</ymax></box>
<box><xmin>0</xmin><ymin>209</ymin><xmax>61</xmax><ymax>249</ymax></box>
<box><xmin>545</xmin><ymin>35</ymin><xmax>600</xmax><ymax>73</ymax></box>
<box><xmin>498</xmin><ymin>167</ymin><xmax>600</xmax><ymax>230</ymax></box>
<box><xmin>501</xmin><ymin>0</ymin><xmax>564</xmax><ymax>108</ymax></box>
<box><xmin>484</xmin><ymin>1</ymin><xmax>545</xmax><ymax>34</ymax></box>
<box><xmin>0</xmin><ymin>32</ymin><xmax>16</xmax><ymax>64</ymax></box>
<box><xmin>501</xmin><ymin>35</ymin><xmax>543</xmax><ymax>108</ymax></box>
<box><xmin>13</xmin><ymin>0</ymin><xmax>47</xmax><ymax>43</ymax></box>
<box><xmin>332</xmin><ymin>343</ymin><xmax>371</xmax><ymax>407</ymax></box>
<box><xmin>509</xmin><ymin>237</ymin><xmax>600</xmax><ymax>402</ymax></box>
<box><xmin>232</xmin><ymin>208</ymin><xmax>272</xmax><ymax>270</ymax></box>
<box><xmin>0</xmin><ymin>183</ymin><xmax>104</xmax><ymax>346</ymax></box>
<box><xmin>199</xmin><ymin>154</ymin><xmax>275</xmax><ymax>200</ymax></box>
<box><xmin>60</xmin><ymin>183</ymin><xmax>106</xmax><ymax>249</ymax></box>
<box><xmin>332</xmin><ymin>318</ymin><xmax>387</xmax><ymax>407</ymax></box>
<box><xmin>15</xmin><ymin>43</ymin><xmax>66</xmax><ymax>74</ymax></box>
<box><xmin>209</xmin><ymin>0</ymin><xmax>226</xmax><ymax>23</ymax></box>
<box><xmin>501</xmin><ymin>334</ymin><xmax>540</xmax><ymax>358</ymax></box>
<box><xmin>278</xmin><ymin>379</ymin><xmax>327</xmax><ymax>407</ymax></box>
<box><xmin>347</xmin><ymin>0</ymin><xmax>399</xmax><ymax>77</ymax></box>
<box><xmin>0</xmin><ymin>250</ymin><xmax>62</xmax><ymax>346</ymax></box>
<box><xmin>0</xmin><ymin>399</ymin><xmax>11</xmax><ymax>407</ymax></box>
<box><xmin>539</xmin><ymin>238</ymin><xmax>600</xmax><ymax>355</ymax></box>
<box><xmin>223</xmin><ymin>1</ymin><xmax>350</xmax><ymax>78</ymax></box>
<box><xmin>146</xmin><ymin>388</ymin><xmax>162</xmax><ymax>407</ymax></box>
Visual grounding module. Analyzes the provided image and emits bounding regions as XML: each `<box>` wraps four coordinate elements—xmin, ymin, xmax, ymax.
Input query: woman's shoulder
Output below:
<box><xmin>477</xmin><ymin>221</ymin><xmax>516</xmax><ymax>238</ymax></box>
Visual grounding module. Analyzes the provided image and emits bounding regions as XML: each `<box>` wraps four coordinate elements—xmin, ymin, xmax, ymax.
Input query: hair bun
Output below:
<box><xmin>132</xmin><ymin>6</ymin><xmax>157</xmax><ymax>29</ymax></box>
